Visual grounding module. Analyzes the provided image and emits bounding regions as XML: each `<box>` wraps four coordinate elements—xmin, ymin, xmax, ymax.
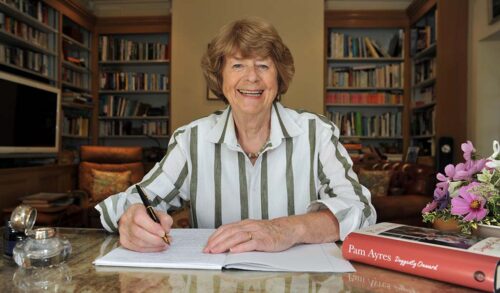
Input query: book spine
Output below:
<box><xmin>342</xmin><ymin>232</ymin><xmax>499</xmax><ymax>292</ymax></box>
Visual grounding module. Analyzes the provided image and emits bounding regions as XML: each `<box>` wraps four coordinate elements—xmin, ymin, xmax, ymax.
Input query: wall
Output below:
<box><xmin>325</xmin><ymin>0</ymin><xmax>411</xmax><ymax>10</ymax></box>
<box><xmin>170</xmin><ymin>0</ymin><xmax>324</xmax><ymax>130</ymax></box>
<box><xmin>468</xmin><ymin>0</ymin><xmax>500</xmax><ymax>156</ymax></box>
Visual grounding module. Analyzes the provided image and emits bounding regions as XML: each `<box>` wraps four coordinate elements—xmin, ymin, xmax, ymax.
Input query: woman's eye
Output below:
<box><xmin>232</xmin><ymin>64</ymin><xmax>243</xmax><ymax>69</ymax></box>
<box><xmin>257</xmin><ymin>64</ymin><xmax>269</xmax><ymax>70</ymax></box>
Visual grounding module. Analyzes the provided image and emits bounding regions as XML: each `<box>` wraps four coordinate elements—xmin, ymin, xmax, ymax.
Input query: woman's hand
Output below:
<box><xmin>203</xmin><ymin>210</ymin><xmax>340</xmax><ymax>254</ymax></box>
<box><xmin>203</xmin><ymin>218</ymin><xmax>299</xmax><ymax>254</ymax></box>
<box><xmin>118</xmin><ymin>203</ymin><xmax>173</xmax><ymax>252</ymax></box>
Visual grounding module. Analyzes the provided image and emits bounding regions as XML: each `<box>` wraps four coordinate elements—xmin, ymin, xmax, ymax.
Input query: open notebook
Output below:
<box><xmin>94</xmin><ymin>229</ymin><xmax>355</xmax><ymax>272</ymax></box>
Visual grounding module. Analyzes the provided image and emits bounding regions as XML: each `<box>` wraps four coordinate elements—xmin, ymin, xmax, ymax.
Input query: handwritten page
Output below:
<box><xmin>94</xmin><ymin>229</ymin><xmax>355</xmax><ymax>272</ymax></box>
<box><xmin>94</xmin><ymin>229</ymin><xmax>226</xmax><ymax>269</ymax></box>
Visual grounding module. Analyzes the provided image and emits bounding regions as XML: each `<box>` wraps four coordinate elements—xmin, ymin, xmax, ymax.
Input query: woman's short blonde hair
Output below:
<box><xmin>201</xmin><ymin>18</ymin><xmax>295</xmax><ymax>102</ymax></box>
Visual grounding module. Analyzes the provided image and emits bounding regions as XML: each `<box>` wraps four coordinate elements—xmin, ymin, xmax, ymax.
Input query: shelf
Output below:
<box><xmin>63</xmin><ymin>35</ymin><xmax>90</xmax><ymax>52</ymax></box>
<box><xmin>326</xmin><ymin>87</ymin><xmax>403</xmax><ymax>92</ymax></box>
<box><xmin>341</xmin><ymin>136</ymin><xmax>403</xmax><ymax>140</ymax></box>
<box><xmin>62</xmin><ymin>61</ymin><xmax>91</xmax><ymax>73</ymax></box>
<box><xmin>413</xmin><ymin>43</ymin><xmax>436</xmax><ymax>60</ymax></box>
<box><xmin>0</xmin><ymin>61</ymin><xmax>55</xmax><ymax>81</ymax></box>
<box><xmin>327</xmin><ymin>57</ymin><xmax>404</xmax><ymax>63</ymax></box>
<box><xmin>62</xmin><ymin>81</ymin><xmax>91</xmax><ymax>93</ymax></box>
<box><xmin>326</xmin><ymin>103</ymin><xmax>403</xmax><ymax>108</ymax></box>
<box><xmin>100</xmin><ymin>135</ymin><xmax>169</xmax><ymax>139</ymax></box>
<box><xmin>0</xmin><ymin>30</ymin><xmax>56</xmax><ymax>55</ymax></box>
<box><xmin>411</xmin><ymin>134</ymin><xmax>435</xmax><ymax>139</ymax></box>
<box><xmin>99</xmin><ymin>60</ymin><xmax>170</xmax><ymax>65</ymax></box>
<box><xmin>99</xmin><ymin>116</ymin><xmax>169</xmax><ymax>120</ymax></box>
<box><xmin>0</xmin><ymin>2</ymin><xmax>58</xmax><ymax>33</ymax></box>
<box><xmin>412</xmin><ymin>102</ymin><xmax>436</xmax><ymax>111</ymax></box>
<box><xmin>61</xmin><ymin>102</ymin><xmax>94</xmax><ymax>110</ymax></box>
<box><xmin>99</xmin><ymin>90</ymin><xmax>169</xmax><ymax>95</ymax></box>
<box><xmin>413</xmin><ymin>77</ymin><xmax>436</xmax><ymax>89</ymax></box>
<box><xmin>62</xmin><ymin>134</ymin><xmax>90</xmax><ymax>139</ymax></box>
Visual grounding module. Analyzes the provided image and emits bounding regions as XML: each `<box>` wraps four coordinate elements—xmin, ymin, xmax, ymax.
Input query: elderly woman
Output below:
<box><xmin>96</xmin><ymin>18</ymin><xmax>376</xmax><ymax>253</ymax></box>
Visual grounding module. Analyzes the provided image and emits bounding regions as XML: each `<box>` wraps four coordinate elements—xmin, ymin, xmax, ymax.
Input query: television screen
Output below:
<box><xmin>0</xmin><ymin>72</ymin><xmax>60</xmax><ymax>155</ymax></box>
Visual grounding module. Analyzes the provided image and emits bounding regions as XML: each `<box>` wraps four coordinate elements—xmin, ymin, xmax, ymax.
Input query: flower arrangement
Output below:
<box><xmin>422</xmin><ymin>140</ymin><xmax>500</xmax><ymax>234</ymax></box>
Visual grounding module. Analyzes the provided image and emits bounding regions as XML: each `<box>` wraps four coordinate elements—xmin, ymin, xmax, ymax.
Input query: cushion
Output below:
<box><xmin>79</xmin><ymin>161</ymin><xmax>144</xmax><ymax>197</ymax></box>
<box><xmin>358</xmin><ymin>169</ymin><xmax>393</xmax><ymax>197</ymax></box>
<box><xmin>91</xmin><ymin>169</ymin><xmax>132</xmax><ymax>202</ymax></box>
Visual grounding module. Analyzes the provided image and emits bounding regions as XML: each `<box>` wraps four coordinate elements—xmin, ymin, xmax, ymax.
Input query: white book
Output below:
<box><xmin>94</xmin><ymin>229</ymin><xmax>355</xmax><ymax>273</ymax></box>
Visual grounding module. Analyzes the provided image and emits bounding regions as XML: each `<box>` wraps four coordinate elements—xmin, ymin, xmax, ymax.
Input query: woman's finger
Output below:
<box><xmin>207</xmin><ymin>230</ymin><xmax>254</xmax><ymax>253</ymax></box>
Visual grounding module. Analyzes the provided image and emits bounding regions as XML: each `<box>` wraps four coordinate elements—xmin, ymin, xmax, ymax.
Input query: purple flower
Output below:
<box><xmin>433</xmin><ymin>182</ymin><xmax>449</xmax><ymax>210</ymax></box>
<box><xmin>451</xmin><ymin>183</ymin><xmax>489</xmax><ymax>221</ymax></box>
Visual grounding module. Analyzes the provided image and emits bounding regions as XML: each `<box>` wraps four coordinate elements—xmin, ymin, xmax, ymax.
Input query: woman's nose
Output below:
<box><xmin>245</xmin><ymin>66</ymin><xmax>259</xmax><ymax>82</ymax></box>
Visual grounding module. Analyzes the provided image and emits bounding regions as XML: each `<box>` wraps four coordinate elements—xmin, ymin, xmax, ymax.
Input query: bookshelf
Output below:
<box><xmin>407</xmin><ymin>0</ymin><xmax>468</xmax><ymax>168</ymax></box>
<box><xmin>59</xmin><ymin>12</ymin><xmax>94</xmax><ymax>152</ymax></box>
<box><xmin>325</xmin><ymin>11</ymin><xmax>409</xmax><ymax>160</ymax></box>
<box><xmin>0</xmin><ymin>0</ymin><xmax>59</xmax><ymax>85</ymax></box>
<box><xmin>95</xmin><ymin>17</ymin><xmax>171</xmax><ymax>149</ymax></box>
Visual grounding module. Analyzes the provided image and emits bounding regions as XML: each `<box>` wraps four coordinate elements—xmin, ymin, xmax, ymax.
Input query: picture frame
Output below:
<box><xmin>405</xmin><ymin>146</ymin><xmax>420</xmax><ymax>164</ymax></box>
<box><xmin>206</xmin><ymin>87</ymin><xmax>218</xmax><ymax>100</ymax></box>
<box><xmin>489</xmin><ymin>0</ymin><xmax>500</xmax><ymax>24</ymax></box>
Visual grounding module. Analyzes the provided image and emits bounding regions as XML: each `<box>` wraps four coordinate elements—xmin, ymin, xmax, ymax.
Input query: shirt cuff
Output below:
<box><xmin>307</xmin><ymin>199</ymin><xmax>363</xmax><ymax>241</ymax></box>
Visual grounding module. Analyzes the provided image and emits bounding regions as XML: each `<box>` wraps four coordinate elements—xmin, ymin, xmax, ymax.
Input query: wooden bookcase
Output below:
<box><xmin>407</xmin><ymin>0</ymin><xmax>468</xmax><ymax>168</ymax></box>
<box><xmin>0</xmin><ymin>0</ymin><xmax>59</xmax><ymax>85</ymax></box>
<box><xmin>49</xmin><ymin>0</ymin><xmax>96</xmax><ymax>153</ymax></box>
<box><xmin>325</xmin><ymin>11</ymin><xmax>410</xmax><ymax>160</ymax></box>
<box><xmin>94</xmin><ymin>16</ymin><xmax>171</xmax><ymax>149</ymax></box>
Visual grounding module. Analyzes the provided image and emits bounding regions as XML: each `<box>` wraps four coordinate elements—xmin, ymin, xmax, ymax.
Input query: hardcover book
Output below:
<box><xmin>342</xmin><ymin>222</ymin><xmax>500</xmax><ymax>292</ymax></box>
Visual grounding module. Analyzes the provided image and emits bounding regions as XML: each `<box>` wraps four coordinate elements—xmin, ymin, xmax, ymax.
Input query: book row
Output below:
<box><xmin>410</xmin><ymin>24</ymin><xmax>436</xmax><ymax>56</ymax></box>
<box><xmin>411</xmin><ymin>87</ymin><xmax>435</xmax><ymax>108</ymax></box>
<box><xmin>329</xmin><ymin>30</ymin><xmax>404</xmax><ymax>59</ymax></box>
<box><xmin>1</xmin><ymin>0</ymin><xmax>51</xmax><ymax>26</ymax></box>
<box><xmin>0</xmin><ymin>12</ymin><xmax>50</xmax><ymax>49</ymax></box>
<box><xmin>62</xmin><ymin>116</ymin><xmax>89</xmax><ymax>137</ymax></box>
<box><xmin>329</xmin><ymin>111</ymin><xmax>402</xmax><ymax>138</ymax></box>
<box><xmin>62</xmin><ymin>67</ymin><xmax>85</xmax><ymax>88</ymax></box>
<box><xmin>327</xmin><ymin>64</ymin><xmax>404</xmax><ymax>88</ymax></box>
<box><xmin>99</xmin><ymin>95</ymin><xmax>159</xmax><ymax>117</ymax></box>
<box><xmin>410</xmin><ymin>108</ymin><xmax>435</xmax><ymax>136</ymax></box>
<box><xmin>62</xmin><ymin>91</ymin><xmax>92</xmax><ymax>105</ymax></box>
<box><xmin>414</xmin><ymin>58</ymin><xmax>435</xmax><ymax>84</ymax></box>
<box><xmin>0</xmin><ymin>43</ymin><xmax>48</xmax><ymax>75</ymax></box>
<box><xmin>99</xmin><ymin>36</ymin><xmax>168</xmax><ymax>61</ymax></box>
<box><xmin>99</xmin><ymin>120</ymin><xmax>168</xmax><ymax>136</ymax></box>
<box><xmin>326</xmin><ymin>92</ymin><xmax>403</xmax><ymax>105</ymax></box>
<box><xmin>99</xmin><ymin>71</ymin><xmax>168</xmax><ymax>91</ymax></box>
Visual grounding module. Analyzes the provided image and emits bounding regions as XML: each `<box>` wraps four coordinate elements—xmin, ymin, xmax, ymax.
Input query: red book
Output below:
<box><xmin>342</xmin><ymin>223</ymin><xmax>500</xmax><ymax>292</ymax></box>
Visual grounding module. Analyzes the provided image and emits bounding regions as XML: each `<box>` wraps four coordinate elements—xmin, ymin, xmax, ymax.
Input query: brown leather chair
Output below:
<box><xmin>78</xmin><ymin>146</ymin><xmax>144</xmax><ymax>228</ymax></box>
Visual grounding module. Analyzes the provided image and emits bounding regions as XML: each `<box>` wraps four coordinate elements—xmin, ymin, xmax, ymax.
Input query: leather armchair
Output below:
<box><xmin>358</xmin><ymin>162</ymin><xmax>436</xmax><ymax>226</ymax></box>
<box><xmin>78</xmin><ymin>146</ymin><xmax>144</xmax><ymax>227</ymax></box>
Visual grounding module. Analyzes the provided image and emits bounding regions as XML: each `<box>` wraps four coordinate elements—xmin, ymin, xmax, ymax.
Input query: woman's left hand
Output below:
<box><xmin>203</xmin><ymin>218</ymin><xmax>300</xmax><ymax>254</ymax></box>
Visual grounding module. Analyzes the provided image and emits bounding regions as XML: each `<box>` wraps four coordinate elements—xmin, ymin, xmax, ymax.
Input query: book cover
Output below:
<box><xmin>342</xmin><ymin>222</ymin><xmax>500</xmax><ymax>292</ymax></box>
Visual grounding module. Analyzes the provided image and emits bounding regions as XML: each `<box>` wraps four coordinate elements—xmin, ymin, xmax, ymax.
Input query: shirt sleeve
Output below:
<box><xmin>95</xmin><ymin>131</ymin><xmax>190</xmax><ymax>232</ymax></box>
<box><xmin>307</xmin><ymin>123</ymin><xmax>376</xmax><ymax>241</ymax></box>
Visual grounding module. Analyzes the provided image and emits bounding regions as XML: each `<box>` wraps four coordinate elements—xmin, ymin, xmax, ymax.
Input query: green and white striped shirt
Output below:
<box><xmin>96</xmin><ymin>102</ymin><xmax>376</xmax><ymax>240</ymax></box>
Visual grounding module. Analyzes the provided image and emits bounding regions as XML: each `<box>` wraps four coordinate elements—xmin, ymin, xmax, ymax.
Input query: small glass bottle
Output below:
<box><xmin>3</xmin><ymin>221</ymin><xmax>26</xmax><ymax>258</ymax></box>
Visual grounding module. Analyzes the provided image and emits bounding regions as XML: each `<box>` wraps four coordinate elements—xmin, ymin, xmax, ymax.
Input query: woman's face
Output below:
<box><xmin>222</xmin><ymin>51</ymin><xmax>278</xmax><ymax>117</ymax></box>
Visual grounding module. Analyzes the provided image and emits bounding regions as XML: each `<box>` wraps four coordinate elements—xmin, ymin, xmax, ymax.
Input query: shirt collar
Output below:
<box><xmin>206</xmin><ymin>102</ymin><xmax>303</xmax><ymax>149</ymax></box>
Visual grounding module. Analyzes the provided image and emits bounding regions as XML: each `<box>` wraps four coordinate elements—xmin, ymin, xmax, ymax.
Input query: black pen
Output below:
<box><xmin>135</xmin><ymin>184</ymin><xmax>171</xmax><ymax>245</ymax></box>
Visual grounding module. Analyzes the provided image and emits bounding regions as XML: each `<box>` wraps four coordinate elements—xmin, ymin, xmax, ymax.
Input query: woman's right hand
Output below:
<box><xmin>118</xmin><ymin>203</ymin><xmax>173</xmax><ymax>252</ymax></box>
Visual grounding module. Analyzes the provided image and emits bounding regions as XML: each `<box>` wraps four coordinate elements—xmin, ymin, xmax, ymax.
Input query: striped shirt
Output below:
<box><xmin>96</xmin><ymin>102</ymin><xmax>376</xmax><ymax>240</ymax></box>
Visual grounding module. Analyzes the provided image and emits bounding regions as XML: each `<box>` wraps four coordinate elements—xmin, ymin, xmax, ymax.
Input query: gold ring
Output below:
<box><xmin>248</xmin><ymin>232</ymin><xmax>253</xmax><ymax>241</ymax></box>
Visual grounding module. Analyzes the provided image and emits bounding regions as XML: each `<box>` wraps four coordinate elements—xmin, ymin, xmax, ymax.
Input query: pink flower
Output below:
<box><xmin>461</xmin><ymin>141</ymin><xmax>475</xmax><ymax>161</ymax></box>
<box><xmin>451</xmin><ymin>183</ymin><xmax>489</xmax><ymax>221</ymax></box>
<box><xmin>422</xmin><ymin>201</ymin><xmax>438</xmax><ymax>213</ymax></box>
